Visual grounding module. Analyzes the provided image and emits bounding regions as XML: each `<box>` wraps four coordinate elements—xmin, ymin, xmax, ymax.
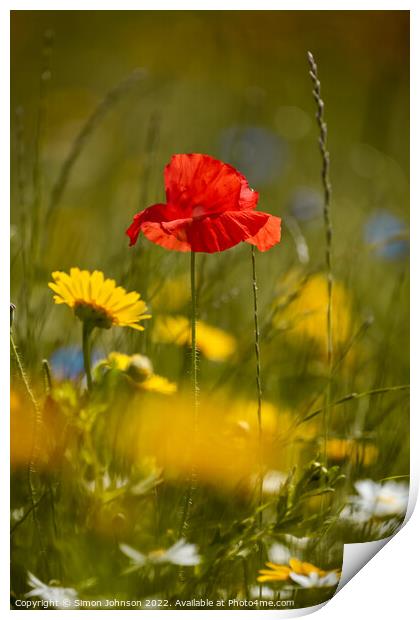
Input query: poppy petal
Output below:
<box><xmin>164</xmin><ymin>154</ymin><xmax>242</xmax><ymax>216</ymax></box>
<box><xmin>141</xmin><ymin>221</ymin><xmax>191</xmax><ymax>252</ymax></box>
<box><xmin>186</xmin><ymin>210</ymin><xmax>273</xmax><ymax>253</ymax></box>
<box><xmin>238</xmin><ymin>174</ymin><xmax>259</xmax><ymax>211</ymax></box>
<box><xmin>126</xmin><ymin>204</ymin><xmax>184</xmax><ymax>247</ymax></box>
<box><xmin>245</xmin><ymin>215</ymin><xmax>281</xmax><ymax>251</ymax></box>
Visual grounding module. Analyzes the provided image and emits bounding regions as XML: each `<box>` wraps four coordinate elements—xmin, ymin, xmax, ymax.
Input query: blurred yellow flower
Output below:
<box><xmin>118</xmin><ymin>393</ymin><xmax>313</xmax><ymax>488</ymax></box>
<box><xmin>105</xmin><ymin>352</ymin><xmax>151</xmax><ymax>375</ymax></box>
<box><xmin>152</xmin><ymin>315</ymin><xmax>236</xmax><ymax>361</ymax></box>
<box><xmin>49</xmin><ymin>268</ymin><xmax>151</xmax><ymax>331</ymax></box>
<box><xmin>226</xmin><ymin>399</ymin><xmax>280</xmax><ymax>437</ymax></box>
<box><xmin>140</xmin><ymin>374</ymin><xmax>177</xmax><ymax>395</ymax></box>
<box><xmin>97</xmin><ymin>351</ymin><xmax>177</xmax><ymax>395</ymax></box>
<box><xmin>123</xmin><ymin>395</ymin><xmax>256</xmax><ymax>485</ymax></box>
<box><xmin>10</xmin><ymin>388</ymin><xmax>66</xmax><ymax>469</ymax></box>
<box><xmin>10</xmin><ymin>390</ymin><xmax>34</xmax><ymax>467</ymax></box>
<box><xmin>326</xmin><ymin>438</ymin><xmax>378</xmax><ymax>466</ymax></box>
<box><xmin>273</xmin><ymin>272</ymin><xmax>353</xmax><ymax>353</ymax></box>
<box><xmin>148</xmin><ymin>274</ymin><xmax>190</xmax><ymax>312</ymax></box>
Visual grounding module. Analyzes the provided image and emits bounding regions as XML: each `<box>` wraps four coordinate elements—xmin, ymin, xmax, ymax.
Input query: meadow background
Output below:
<box><xmin>10</xmin><ymin>11</ymin><xmax>409</xmax><ymax>610</ymax></box>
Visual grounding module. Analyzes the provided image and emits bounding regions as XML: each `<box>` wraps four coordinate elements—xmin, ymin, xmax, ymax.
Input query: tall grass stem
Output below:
<box><xmin>30</xmin><ymin>29</ymin><xmax>54</xmax><ymax>265</ymax></box>
<box><xmin>307</xmin><ymin>50</ymin><xmax>333</xmax><ymax>465</ymax></box>
<box><xmin>45</xmin><ymin>69</ymin><xmax>146</xmax><ymax>230</ymax></box>
<box><xmin>10</xmin><ymin>329</ymin><xmax>47</xmax><ymax>571</ymax></box>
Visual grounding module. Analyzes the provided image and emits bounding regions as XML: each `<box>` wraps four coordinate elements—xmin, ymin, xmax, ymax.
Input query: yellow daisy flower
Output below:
<box><xmin>97</xmin><ymin>352</ymin><xmax>177</xmax><ymax>395</ymax></box>
<box><xmin>49</xmin><ymin>268</ymin><xmax>151</xmax><ymax>331</ymax></box>
<box><xmin>258</xmin><ymin>557</ymin><xmax>339</xmax><ymax>584</ymax></box>
<box><xmin>257</xmin><ymin>561</ymin><xmax>291</xmax><ymax>583</ymax></box>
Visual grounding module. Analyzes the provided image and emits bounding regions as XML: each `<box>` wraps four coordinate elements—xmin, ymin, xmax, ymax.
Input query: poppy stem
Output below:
<box><xmin>82</xmin><ymin>322</ymin><xmax>93</xmax><ymax>392</ymax></box>
<box><xmin>178</xmin><ymin>251</ymin><xmax>199</xmax><ymax>577</ymax></box>
<box><xmin>190</xmin><ymin>251</ymin><xmax>199</xmax><ymax>415</ymax></box>
<box><xmin>251</xmin><ymin>245</ymin><xmax>264</xmax><ymax>600</ymax></box>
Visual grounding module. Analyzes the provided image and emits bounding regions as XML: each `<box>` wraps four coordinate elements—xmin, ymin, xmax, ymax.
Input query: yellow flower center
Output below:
<box><xmin>148</xmin><ymin>548</ymin><xmax>166</xmax><ymax>561</ymax></box>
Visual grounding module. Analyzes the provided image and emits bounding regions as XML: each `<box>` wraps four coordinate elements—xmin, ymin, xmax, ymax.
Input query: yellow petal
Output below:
<box><xmin>289</xmin><ymin>558</ymin><xmax>304</xmax><ymax>573</ymax></box>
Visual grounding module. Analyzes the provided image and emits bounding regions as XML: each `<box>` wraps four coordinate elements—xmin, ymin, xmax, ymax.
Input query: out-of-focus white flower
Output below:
<box><xmin>262</xmin><ymin>470</ymin><xmax>287</xmax><ymax>495</ymax></box>
<box><xmin>163</xmin><ymin>539</ymin><xmax>201</xmax><ymax>566</ymax></box>
<box><xmin>25</xmin><ymin>573</ymin><xmax>78</xmax><ymax>609</ymax></box>
<box><xmin>268</xmin><ymin>543</ymin><xmax>290</xmax><ymax>565</ymax></box>
<box><xmin>120</xmin><ymin>538</ymin><xmax>200</xmax><ymax>573</ymax></box>
<box><xmin>249</xmin><ymin>585</ymin><xmax>293</xmax><ymax>600</ymax></box>
<box><xmin>119</xmin><ymin>544</ymin><xmax>147</xmax><ymax>571</ymax></box>
<box><xmin>85</xmin><ymin>472</ymin><xmax>128</xmax><ymax>494</ymax></box>
<box><xmin>283</xmin><ymin>534</ymin><xmax>311</xmax><ymax>550</ymax></box>
<box><xmin>249</xmin><ymin>585</ymin><xmax>276</xmax><ymax>599</ymax></box>
<box><xmin>290</xmin><ymin>570</ymin><xmax>339</xmax><ymax>588</ymax></box>
<box><xmin>343</xmin><ymin>479</ymin><xmax>409</xmax><ymax>522</ymax></box>
<box><xmin>11</xmin><ymin>507</ymin><xmax>25</xmax><ymax>522</ymax></box>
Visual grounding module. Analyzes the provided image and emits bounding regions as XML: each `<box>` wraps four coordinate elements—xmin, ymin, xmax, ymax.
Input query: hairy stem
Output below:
<box><xmin>190</xmin><ymin>251</ymin><xmax>199</xmax><ymax>417</ymax></box>
<box><xmin>10</xmin><ymin>331</ymin><xmax>47</xmax><ymax>570</ymax></box>
<box><xmin>251</xmin><ymin>246</ymin><xmax>264</xmax><ymax>600</ymax></box>
<box><xmin>178</xmin><ymin>252</ymin><xmax>199</xmax><ymax>548</ymax></box>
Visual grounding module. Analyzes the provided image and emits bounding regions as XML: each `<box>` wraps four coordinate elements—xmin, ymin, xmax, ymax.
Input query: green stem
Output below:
<box><xmin>82</xmin><ymin>322</ymin><xmax>93</xmax><ymax>391</ymax></box>
<box><xmin>251</xmin><ymin>246</ymin><xmax>264</xmax><ymax>601</ymax></box>
<box><xmin>191</xmin><ymin>251</ymin><xmax>199</xmax><ymax>416</ymax></box>
<box><xmin>298</xmin><ymin>384</ymin><xmax>410</xmax><ymax>425</ymax></box>
<box><xmin>251</xmin><ymin>247</ymin><xmax>263</xmax><ymax>504</ymax></box>
<box><xmin>178</xmin><ymin>252</ymin><xmax>199</xmax><ymax>546</ymax></box>
<box><xmin>42</xmin><ymin>358</ymin><xmax>52</xmax><ymax>395</ymax></box>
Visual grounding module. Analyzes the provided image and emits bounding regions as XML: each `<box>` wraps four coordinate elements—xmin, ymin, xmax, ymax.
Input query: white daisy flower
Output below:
<box><xmin>250</xmin><ymin>584</ymin><xmax>293</xmax><ymax>600</ymax></box>
<box><xmin>249</xmin><ymin>585</ymin><xmax>275</xmax><ymax>599</ymax></box>
<box><xmin>268</xmin><ymin>543</ymin><xmax>290</xmax><ymax>565</ymax></box>
<box><xmin>25</xmin><ymin>573</ymin><xmax>78</xmax><ymax>609</ymax></box>
<box><xmin>262</xmin><ymin>470</ymin><xmax>287</xmax><ymax>495</ymax></box>
<box><xmin>85</xmin><ymin>472</ymin><xmax>129</xmax><ymax>494</ymax></box>
<box><xmin>343</xmin><ymin>479</ymin><xmax>409</xmax><ymax>522</ymax></box>
<box><xmin>290</xmin><ymin>570</ymin><xmax>339</xmax><ymax>588</ymax></box>
<box><xmin>11</xmin><ymin>507</ymin><xmax>25</xmax><ymax>522</ymax></box>
<box><xmin>120</xmin><ymin>538</ymin><xmax>200</xmax><ymax>573</ymax></box>
<box><xmin>163</xmin><ymin>539</ymin><xmax>201</xmax><ymax>566</ymax></box>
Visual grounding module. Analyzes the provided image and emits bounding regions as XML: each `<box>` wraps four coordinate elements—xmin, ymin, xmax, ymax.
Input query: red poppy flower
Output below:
<box><xmin>126</xmin><ymin>153</ymin><xmax>281</xmax><ymax>253</ymax></box>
